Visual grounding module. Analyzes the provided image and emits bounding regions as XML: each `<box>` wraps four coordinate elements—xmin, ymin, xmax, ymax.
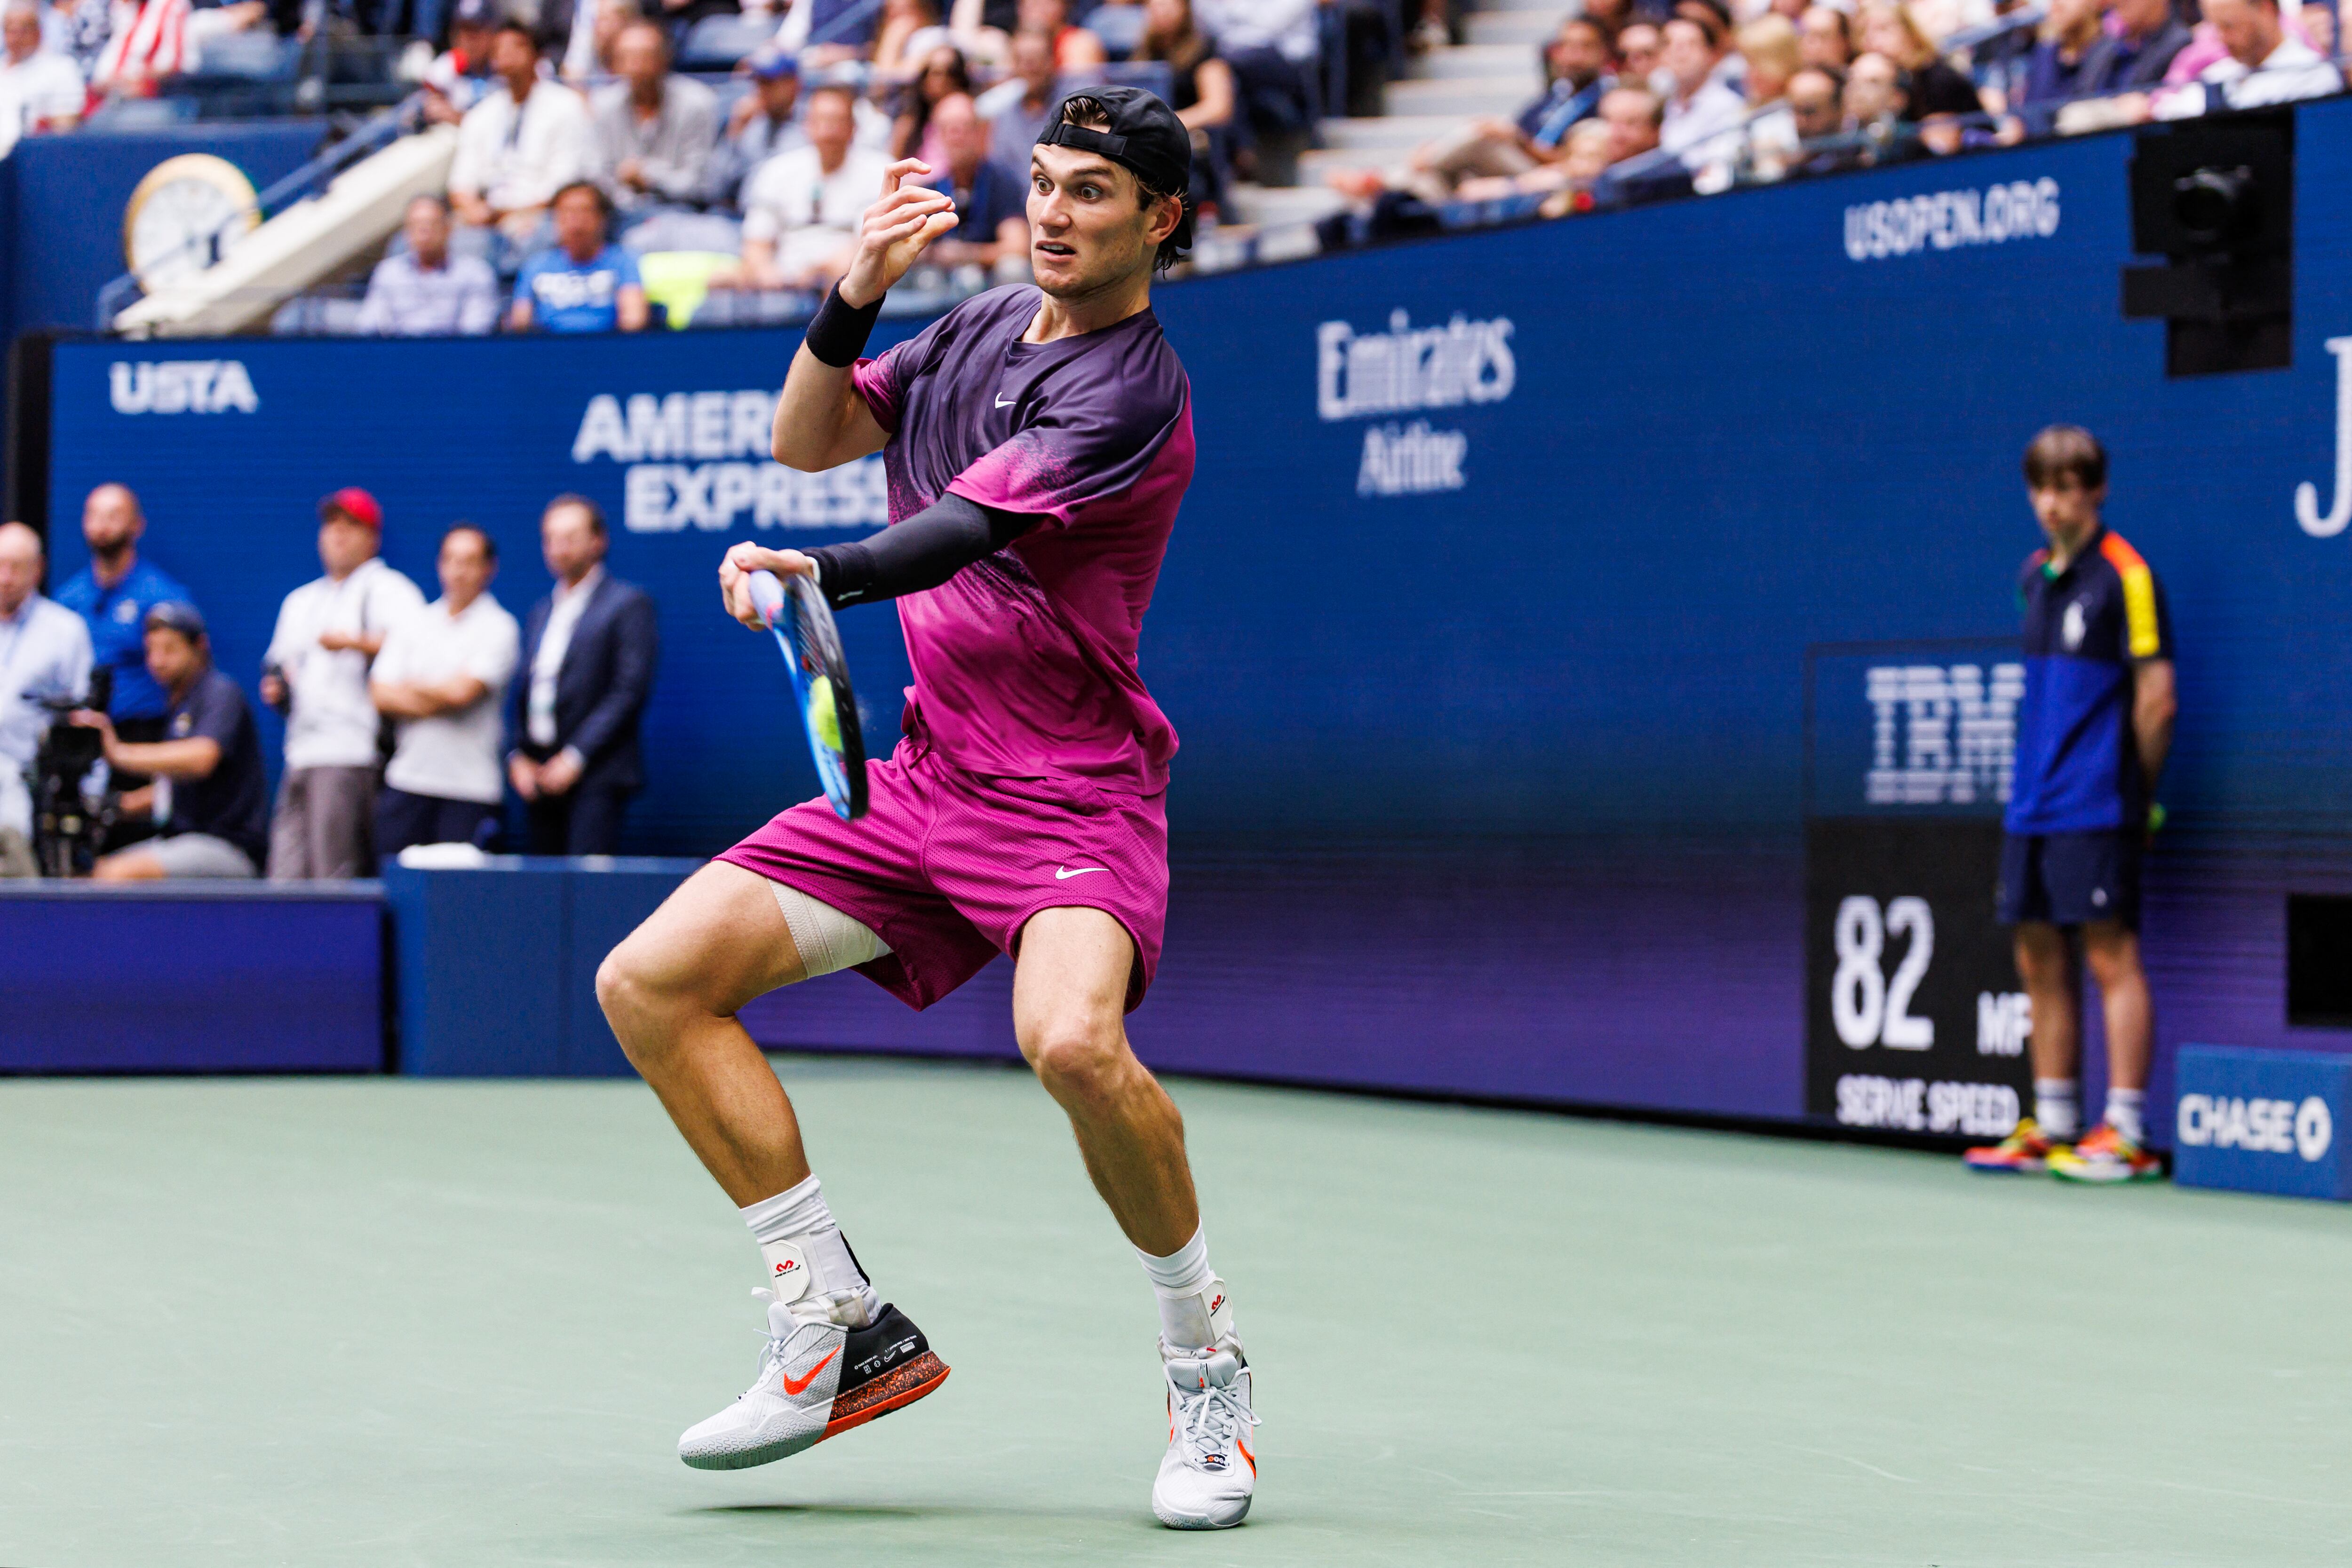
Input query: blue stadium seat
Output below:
<box><xmin>1085</xmin><ymin>4</ymin><xmax>1146</xmax><ymax>56</ymax></box>
<box><xmin>679</xmin><ymin>12</ymin><xmax>778</xmax><ymax>70</ymax></box>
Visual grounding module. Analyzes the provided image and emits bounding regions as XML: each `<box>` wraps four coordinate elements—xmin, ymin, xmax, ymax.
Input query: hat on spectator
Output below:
<box><xmin>319</xmin><ymin>486</ymin><xmax>384</xmax><ymax>531</ymax></box>
<box><xmin>453</xmin><ymin>0</ymin><xmax>499</xmax><ymax>26</ymax></box>
<box><xmin>748</xmin><ymin>48</ymin><xmax>797</xmax><ymax>79</ymax></box>
<box><xmin>143</xmin><ymin>600</ymin><xmax>207</xmax><ymax>638</ymax></box>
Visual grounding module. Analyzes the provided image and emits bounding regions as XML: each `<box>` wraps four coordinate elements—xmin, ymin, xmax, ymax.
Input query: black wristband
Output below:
<box><xmin>802</xmin><ymin>541</ymin><xmax>877</xmax><ymax>608</ymax></box>
<box><xmin>802</xmin><ymin>285</ymin><xmax>883</xmax><ymax>368</ymax></box>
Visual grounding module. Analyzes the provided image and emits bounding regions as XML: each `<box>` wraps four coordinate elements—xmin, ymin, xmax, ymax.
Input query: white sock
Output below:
<box><xmin>2105</xmin><ymin>1087</ymin><xmax>2145</xmax><ymax>1145</ymax></box>
<box><xmin>2034</xmin><ymin>1079</ymin><xmax>2080</xmax><ymax>1141</ymax></box>
<box><xmin>1138</xmin><ymin>1226</ymin><xmax>1233</xmax><ymax>1353</ymax></box>
<box><xmin>740</xmin><ymin>1174</ymin><xmax>879</xmax><ymax>1326</ymax></box>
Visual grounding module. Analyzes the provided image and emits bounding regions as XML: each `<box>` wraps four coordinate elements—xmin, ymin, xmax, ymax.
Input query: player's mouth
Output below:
<box><xmin>1034</xmin><ymin>240</ymin><xmax>1078</xmax><ymax>262</ymax></box>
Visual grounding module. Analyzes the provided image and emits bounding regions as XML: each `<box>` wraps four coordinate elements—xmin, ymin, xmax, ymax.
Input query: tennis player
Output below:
<box><xmin>596</xmin><ymin>88</ymin><xmax>1255</xmax><ymax>1528</ymax></box>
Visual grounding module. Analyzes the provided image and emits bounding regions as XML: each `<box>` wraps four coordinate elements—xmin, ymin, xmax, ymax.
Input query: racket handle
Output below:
<box><xmin>747</xmin><ymin>569</ymin><xmax>786</xmax><ymax>627</ymax></box>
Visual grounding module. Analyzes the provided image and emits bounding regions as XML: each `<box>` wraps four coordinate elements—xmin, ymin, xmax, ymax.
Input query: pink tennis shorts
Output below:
<box><xmin>717</xmin><ymin>737</ymin><xmax>1169</xmax><ymax>1012</ymax></box>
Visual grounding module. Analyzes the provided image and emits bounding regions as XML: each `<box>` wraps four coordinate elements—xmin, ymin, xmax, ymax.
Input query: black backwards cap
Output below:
<box><xmin>1035</xmin><ymin>84</ymin><xmax>1195</xmax><ymax>252</ymax></box>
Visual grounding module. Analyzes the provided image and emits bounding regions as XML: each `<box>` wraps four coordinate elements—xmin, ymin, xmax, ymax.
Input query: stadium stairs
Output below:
<box><xmin>1228</xmin><ymin>0</ymin><xmax>1544</xmax><ymax>230</ymax></box>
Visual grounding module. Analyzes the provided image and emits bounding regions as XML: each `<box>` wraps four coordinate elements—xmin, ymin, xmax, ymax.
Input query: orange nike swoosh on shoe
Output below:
<box><xmin>781</xmin><ymin>1347</ymin><xmax>840</xmax><ymax>1396</ymax></box>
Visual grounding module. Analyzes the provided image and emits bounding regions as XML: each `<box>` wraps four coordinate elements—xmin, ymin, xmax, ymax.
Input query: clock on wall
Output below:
<box><xmin>122</xmin><ymin>153</ymin><xmax>261</xmax><ymax>290</ymax></box>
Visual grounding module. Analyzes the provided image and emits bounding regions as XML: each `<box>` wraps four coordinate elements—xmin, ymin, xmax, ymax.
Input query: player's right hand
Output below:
<box><xmin>837</xmin><ymin>159</ymin><xmax>960</xmax><ymax>309</ymax></box>
<box><xmin>720</xmin><ymin>541</ymin><xmax>817</xmax><ymax>628</ymax></box>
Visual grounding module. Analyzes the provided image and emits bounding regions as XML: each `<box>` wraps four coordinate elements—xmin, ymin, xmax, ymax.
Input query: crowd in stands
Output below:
<box><xmin>0</xmin><ymin>481</ymin><xmax>658</xmax><ymax>879</ymax></box>
<box><xmin>1327</xmin><ymin>0</ymin><xmax>2349</xmax><ymax>228</ymax></box>
<box><xmin>4</xmin><ymin>0</ymin><xmax>2350</xmax><ymax>308</ymax></box>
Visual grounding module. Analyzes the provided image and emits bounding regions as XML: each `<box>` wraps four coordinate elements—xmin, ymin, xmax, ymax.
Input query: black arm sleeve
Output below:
<box><xmin>803</xmin><ymin>493</ymin><xmax>1039</xmax><ymax>609</ymax></box>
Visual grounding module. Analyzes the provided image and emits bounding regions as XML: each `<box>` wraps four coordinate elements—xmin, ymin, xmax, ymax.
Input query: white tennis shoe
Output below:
<box><xmin>678</xmin><ymin>1290</ymin><xmax>949</xmax><ymax>1470</ymax></box>
<box><xmin>1152</xmin><ymin>1343</ymin><xmax>1258</xmax><ymax>1528</ymax></box>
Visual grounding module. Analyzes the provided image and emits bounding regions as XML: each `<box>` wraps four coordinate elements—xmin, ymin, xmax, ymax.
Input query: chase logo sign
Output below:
<box><xmin>2172</xmin><ymin>1045</ymin><xmax>2352</xmax><ymax>1202</ymax></box>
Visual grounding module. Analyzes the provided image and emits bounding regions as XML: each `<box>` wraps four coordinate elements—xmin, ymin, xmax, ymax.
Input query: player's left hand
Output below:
<box><xmin>720</xmin><ymin>541</ymin><xmax>817</xmax><ymax>629</ymax></box>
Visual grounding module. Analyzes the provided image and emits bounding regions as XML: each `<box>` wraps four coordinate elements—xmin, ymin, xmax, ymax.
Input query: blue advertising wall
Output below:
<box><xmin>42</xmin><ymin>102</ymin><xmax>2352</xmax><ymax>1123</ymax></box>
<box><xmin>0</xmin><ymin>121</ymin><xmax>325</xmax><ymax>355</ymax></box>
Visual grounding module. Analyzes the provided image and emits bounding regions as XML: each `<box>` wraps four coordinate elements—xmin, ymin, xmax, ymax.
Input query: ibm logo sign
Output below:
<box><xmin>1865</xmin><ymin>663</ymin><xmax>2024</xmax><ymax>807</ymax></box>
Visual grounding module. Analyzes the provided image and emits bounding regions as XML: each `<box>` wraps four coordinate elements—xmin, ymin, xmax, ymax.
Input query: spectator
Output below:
<box><xmin>890</xmin><ymin>43</ymin><xmax>972</xmax><ymax>161</ymax></box>
<box><xmin>1617</xmin><ymin>19</ymin><xmax>1661</xmax><ymax>82</ymax></box>
<box><xmin>874</xmin><ymin>0</ymin><xmax>954</xmax><ymax>82</ymax></box>
<box><xmin>0</xmin><ymin>521</ymin><xmax>94</xmax><ymax>879</ymax></box>
<box><xmin>369</xmin><ymin>524</ymin><xmax>521</xmax><ymax>858</ymax></box>
<box><xmin>2156</xmin><ymin>0</ymin><xmax>2341</xmax><ymax>116</ymax></box>
<box><xmin>1730</xmin><ymin>15</ymin><xmax>1803</xmax><ymax>172</ymax></box>
<box><xmin>1193</xmin><ymin>0</ymin><xmax>1316</xmax><ymax>166</ymax></box>
<box><xmin>43</xmin><ymin>0</ymin><xmax>111</xmax><ymax>79</ymax></box>
<box><xmin>558</xmin><ymin>0</ymin><xmax>638</xmax><ymax>82</ymax></box>
<box><xmin>0</xmin><ymin>0</ymin><xmax>83</xmax><ymax>160</ymax></box>
<box><xmin>979</xmin><ymin>27</ymin><xmax>1063</xmax><ymax>182</ymax></box>
<box><xmin>1844</xmin><ymin>48</ymin><xmax>1908</xmax><ymax>127</ymax></box>
<box><xmin>1330</xmin><ymin>12</ymin><xmax>1610</xmax><ymax>204</ymax></box>
<box><xmin>1134</xmin><ymin>0</ymin><xmax>1235</xmax><ymax>207</ymax></box>
<box><xmin>511</xmin><ymin>182</ymin><xmax>651</xmax><ymax>332</ymax></box>
<box><xmin>448</xmin><ymin>22</ymin><xmax>594</xmax><ymax>259</ymax></box>
<box><xmin>55</xmin><ymin>483</ymin><xmax>190</xmax><ymax>747</ymax></box>
<box><xmin>2303</xmin><ymin>0</ymin><xmax>2336</xmax><ymax>63</ymax></box>
<box><xmin>356</xmin><ymin>196</ymin><xmax>503</xmax><ymax>337</ymax></box>
<box><xmin>1016</xmin><ymin>0</ymin><xmax>1104</xmax><ymax>69</ymax></box>
<box><xmin>714</xmin><ymin>48</ymin><xmax>802</xmax><ymax>206</ymax></box>
<box><xmin>90</xmin><ymin>0</ymin><xmax>189</xmax><ymax>98</ymax></box>
<box><xmin>591</xmin><ymin>20</ymin><xmax>719</xmax><ymax>218</ymax></box>
<box><xmin>1797</xmin><ymin>3</ymin><xmax>1850</xmax><ymax>69</ymax></box>
<box><xmin>78</xmin><ymin>603</ymin><xmax>270</xmax><ymax>882</ymax></box>
<box><xmin>261</xmin><ymin>488</ymin><xmax>427</xmax><ymax>880</ymax></box>
<box><xmin>1856</xmin><ymin>0</ymin><xmax>1982</xmax><ymax>116</ymax></box>
<box><xmin>1658</xmin><ymin>14</ymin><xmax>1746</xmax><ymax>160</ymax></box>
<box><xmin>1786</xmin><ymin>60</ymin><xmax>1844</xmax><ymax>144</ymax></box>
<box><xmin>2015</xmin><ymin>0</ymin><xmax>2105</xmax><ymax>125</ymax></box>
<box><xmin>509</xmin><ymin>496</ymin><xmax>657</xmax><ymax>856</ymax></box>
<box><xmin>922</xmin><ymin>93</ymin><xmax>1030</xmax><ymax>270</ymax></box>
<box><xmin>422</xmin><ymin>0</ymin><xmax>501</xmax><ymax>122</ymax></box>
<box><xmin>726</xmin><ymin>82</ymin><xmax>891</xmax><ymax>291</ymax></box>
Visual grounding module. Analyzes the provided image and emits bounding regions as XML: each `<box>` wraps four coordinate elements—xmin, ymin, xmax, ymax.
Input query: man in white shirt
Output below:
<box><xmin>0</xmin><ymin>0</ymin><xmax>86</xmax><ymax>161</ymax></box>
<box><xmin>2156</xmin><ymin>0</ymin><xmax>2342</xmax><ymax>118</ymax></box>
<box><xmin>355</xmin><ymin>196</ymin><xmax>503</xmax><ymax>337</ymax></box>
<box><xmin>370</xmin><ymin>524</ymin><xmax>521</xmax><ymax>858</ymax></box>
<box><xmin>1657</xmin><ymin>14</ymin><xmax>1748</xmax><ymax>162</ymax></box>
<box><xmin>447</xmin><ymin>22</ymin><xmax>593</xmax><ymax>256</ymax></box>
<box><xmin>0</xmin><ymin>521</ymin><xmax>94</xmax><ymax>877</ymax></box>
<box><xmin>260</xmin><ymin>488</ymin><xmax>426</xmax><ymax>880</ymax></box>
<box><xmin>724</xmin><ymin>82</ymin><xmax>891</xmax><ymax>291</ymax></box>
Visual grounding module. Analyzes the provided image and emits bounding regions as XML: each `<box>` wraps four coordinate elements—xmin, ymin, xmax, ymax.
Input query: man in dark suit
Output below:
<box><xmin>508</xmin><ymin>494</ymin><xmax>658</xmax><ymax>853</ymax></box>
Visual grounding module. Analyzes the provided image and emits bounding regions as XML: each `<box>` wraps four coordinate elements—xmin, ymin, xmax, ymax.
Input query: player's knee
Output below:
<box><xmin>595</xmin><ymin>940</ymin><xmax>672</xmax><ymax>1053</ymax></box>
<box><xmin>1023</xmin><ymin>1018</ymin><xmax>1127</xmax><ymax>1102</ymax></box>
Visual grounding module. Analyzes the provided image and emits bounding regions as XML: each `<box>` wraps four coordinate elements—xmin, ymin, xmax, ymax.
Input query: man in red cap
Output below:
<box><xmin>260</xmin><ymin>488</ymin><xmax>426</xmax><ymax>879</ymax></box>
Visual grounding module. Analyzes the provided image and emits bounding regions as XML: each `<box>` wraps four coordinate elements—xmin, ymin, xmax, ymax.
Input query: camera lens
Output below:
<box><xmin>2173</xmin><ymin>165</ymin><xmax>2254</xmax><ymax>248</ymax></box>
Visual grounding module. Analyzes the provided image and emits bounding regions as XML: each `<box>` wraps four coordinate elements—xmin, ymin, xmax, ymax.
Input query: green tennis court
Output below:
<box><xmin>4</xmin><ymin>1056</ymin><xmax>2347</xmax><ymax>1567</ymax></box>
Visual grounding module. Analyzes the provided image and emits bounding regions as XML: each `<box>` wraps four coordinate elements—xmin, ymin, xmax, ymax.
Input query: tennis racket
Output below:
<box><xmin>747</xmin><ymin>568</ymin><xmax>869</xmax><ymax>821</ymax></box>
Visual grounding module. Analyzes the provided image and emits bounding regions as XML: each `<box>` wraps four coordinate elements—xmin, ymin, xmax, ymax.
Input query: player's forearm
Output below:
<box><xmin>804</xmin><ymin>494</ymin><xmax>1035</xmax><ymax>608</ymax></box>
<box><xmin>773</xmin><ymin>285</ymin><xmax>889</xmax><ymax>471</ymax></box>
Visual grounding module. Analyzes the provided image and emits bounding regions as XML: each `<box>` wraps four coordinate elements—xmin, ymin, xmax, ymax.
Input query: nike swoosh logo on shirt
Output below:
<box><xmin>995</xmin><ymin>395</ymin><xmax>1017</xmax><ymax>408</ymax></box>
<box><xmin>1055</xmin><ymin>866</ymin><xmax>1108</xmax><ymax>880</ymax></box>
<box><xmin>780</xmin><ymin>1347</ymin><xmax>839</xmax><ymax>1396</ymax></box>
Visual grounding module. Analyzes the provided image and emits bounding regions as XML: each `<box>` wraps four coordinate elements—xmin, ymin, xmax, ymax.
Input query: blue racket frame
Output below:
<box><xmin>748</xmin><ymin>569</ymin><xmax>869</xmax><ymax>821</ymax></box>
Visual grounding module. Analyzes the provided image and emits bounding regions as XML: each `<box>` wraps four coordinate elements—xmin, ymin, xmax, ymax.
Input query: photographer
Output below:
<box><xmin>0</xmin><ymin>522</ymin><xmax>95</xmax><ymax>878</ymax></box>
<box><xmin>72</xmin><ymin>603</ymin><xmax>269</xmax><ymax>880</ymax></box>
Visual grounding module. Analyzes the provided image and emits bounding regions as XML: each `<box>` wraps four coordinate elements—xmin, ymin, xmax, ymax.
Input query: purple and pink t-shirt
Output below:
<box><xmin>850</xmin><ymin>284</ymin><xmax>1194</xmax><ymax>793</ymax></box>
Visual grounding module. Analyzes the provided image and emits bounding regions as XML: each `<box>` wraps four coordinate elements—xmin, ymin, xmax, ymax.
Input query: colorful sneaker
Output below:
<box><xmin>678</xmin><ymin>1292</ymin><xmax>949</xmax><ymax>1470</ymax></box>
<box><xmin>2049</xmin><ymin>1123</ymin><xmax>2163</xmax><ymax>1184</ymax></box>
<box><xmin>1963</xmin><ymin>1117</ymin><xmax>2061</xmax><ymax>1173</ymax></box>
<box><xmin>1152</xmin><ymin>1343</ymin><xmax>1258</xmax><ymax>1529</ymax></box>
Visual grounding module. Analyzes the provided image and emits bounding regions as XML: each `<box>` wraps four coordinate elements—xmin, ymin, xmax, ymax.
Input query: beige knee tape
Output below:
<box><xmin>770</xmin><ymin>881</ymin><xmax>890</xmax><ymax>976</ymax></box>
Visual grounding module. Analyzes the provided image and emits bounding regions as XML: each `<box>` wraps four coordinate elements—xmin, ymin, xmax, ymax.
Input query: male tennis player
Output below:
<box><xmin>1964</xmin><ymin>425</ymin><xmax>2177</xmax><ymax>1183</ymax></box>
<box><xmin>596</xmin><ymin>87</ymin><xmax>1256</xmax><ymax>1528</ymax></box>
